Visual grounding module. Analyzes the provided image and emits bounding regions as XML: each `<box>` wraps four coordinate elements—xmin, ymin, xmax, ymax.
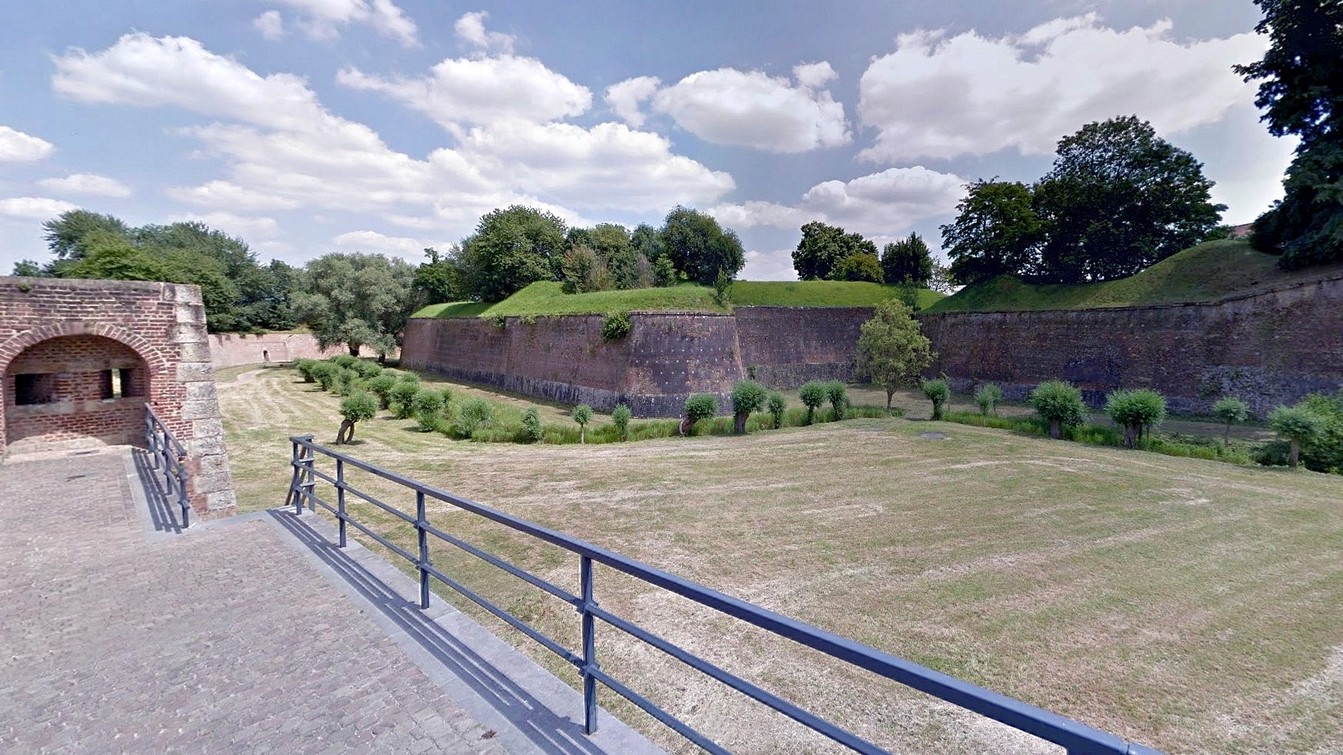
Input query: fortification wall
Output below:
<box><xmin>208</xmin><ymin>332</ymin><xmax>341</xmax><ymax>369</ymax></box>
<box><xmin>918</xmin><ymin>274</ymin><xmax>1343</xmax><ymax>415</ymax></box>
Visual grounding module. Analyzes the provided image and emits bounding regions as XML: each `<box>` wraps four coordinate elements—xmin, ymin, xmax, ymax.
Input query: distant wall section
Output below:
<box><xmin>209</xmin><ymin>333</ymin><xmax>341</xmax><ymax>369</ymax></box>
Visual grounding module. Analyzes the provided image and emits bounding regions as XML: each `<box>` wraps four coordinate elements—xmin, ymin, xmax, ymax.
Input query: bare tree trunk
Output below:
<box><xmin>734</xmin><ymin>412</ymin><xmax>747</xmax><ymax>434</ymax></box>
<box><xmin>337</xmin><ymin>419</ymin><xmax>355</xmax><ymax>444</ymax></box>
<box><xmin>1289</xmin><ymin>438</ymin><xmax>1300</xmax><ymax>468</ymax></box>
<box><xmin>1050</xmin><ymin>419</ymin><xmax>1061</xmax><ymax>439</ymax></box>
<box><xmin>886</xmin><ymin>390</ymin><xmax>894</xmax><ymax>413</ymax></box>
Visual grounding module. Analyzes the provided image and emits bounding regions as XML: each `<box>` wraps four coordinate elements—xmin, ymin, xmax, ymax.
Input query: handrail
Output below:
<box><xmin>145</xmin><ymin>404</ymin><xmax>191</xmax><ymax>528</ymax></box>
<box><xmin>286</xmin><ymin>434</ymin><xmax>1162</xmax><ymax>754</ymax></box>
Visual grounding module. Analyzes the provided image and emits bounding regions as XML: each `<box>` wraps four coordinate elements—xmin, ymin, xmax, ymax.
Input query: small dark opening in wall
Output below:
<box><xmin>101</xmin><ymin>368</ymin><xmax>143</xmax><ymax>399</ymax></box>
<box><xmin>15</xmin><ymin>373</ymin><xmax>57</xmax><ymax>405</ymax></box>
<box><xmin>120</xmin><ymin>368</ymin><xmax>143</xmax><ymax>398</ymax></box>
<box><xmin>101</xmin><ymin>369</ymin><xmax>116</xmax><ymax>399</ymax></box>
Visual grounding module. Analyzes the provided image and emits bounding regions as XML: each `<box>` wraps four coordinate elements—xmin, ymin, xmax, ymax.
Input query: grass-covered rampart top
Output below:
<box><xmin>411</xmin><ymin>280</ymin><xmax>943</xmax><ymax>319</ymax></box>
<box><xmin>925</xmin><ymin>240</ymin><xmax>1343</xmax><ymax>314</ymax></box>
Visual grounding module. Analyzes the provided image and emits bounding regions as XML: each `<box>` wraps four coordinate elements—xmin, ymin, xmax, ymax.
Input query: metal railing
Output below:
<box><xmin>286</xmin><ymin>434</ymin><xmax>1161</xmax><ymax>755</ymax></box>
<box><xmin>145</xmin><ymin>404</ymin><xmax>191</xmax><ymax>529</ymax></box>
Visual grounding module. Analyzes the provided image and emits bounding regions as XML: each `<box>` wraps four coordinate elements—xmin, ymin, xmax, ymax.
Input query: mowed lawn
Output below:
<box><xmin>219</xmin><ymin>366</ymin><xmax>1343</xmax><ymax>754</ymax></box>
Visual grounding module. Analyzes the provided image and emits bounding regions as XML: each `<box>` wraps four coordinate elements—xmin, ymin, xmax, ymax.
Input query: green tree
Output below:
<box><xmin>921</xmin><ymin>379</ymin><xmax>950</xmax><ymax>421</ymax></box>
<box><xmin>831</xmin><ymin>253</ymin><xmax>883</xmax><ymax>283</ymax></box>
<box><xmin>411</xmin><ymin>389</ymin><xmax>446</xmax><ymax>432</ymax></box>
<box><xmin>588</xmin><ymin>223</ymin><xmax>642</xmax><ymax>290</ymax></box>
<box><xmin>12</xmin><ymin>259</ymin><xmax>45</xmax><ymax>277</ymax></box>
<box><xmin>1105</xmin><ymin>389</ymin><xmax>1168</xmax><ymax>448</ymax></box>
<box><xmin>824</xmin><ymin>381</ymin><xmax>849</xmax><ymax>421</ymax></box>
<box><xmin>855</xmin><ymin>300</ymin><xmax>935</xmax><ymax>412</ymax></box>
<box><xmin>337</xmin><ymin>391</ymin><xmax>378</xmax><ymax>444</ymax></box>
<box><xmin>573</xmin><ymin>404</ymin><xmax>594</xmax><ymax>444</ymax></box>
<box><xmin>683</xmin><ymin>394</ymin><xmax>717</xmax><ymax>433</ymax></box>
<box><xmin>1269</xmin><ymin>404</ymin><xmax>1322</xmax><ymax>468</ymax></box>
<box><xmin>974</xmin><ymin>383</ymin><xmax>1004</xmax><ymax>416</ymax></box>
<box><xmin>1034</xmin><ymin>116</ymin><xmax>1224</xmax><ymax>283</ymax></box>
<box><xmin>881</xmin><ymin>233</ymin><xmax>934</xmax><ymax>286</ymax></box>
<box><xmin>1236</xmin><ymin>1</ymin><xmax>1343</xmax><ymax>269</ymax></box>
<box><xmin>520</xmin><ymin>407</ymin><xmax>544</xmax><ymax>443</ymax></box>
<box><xmin>660</xmin><ymin>206</ymin><xmax>745</xmax><ymax>286</ymax></box>
<box><xmin>460</xmin><ymin>205</ymin><xmax>567</xmax><ymax>301</ymax></box>
<box><xmin>1213</xmin><ymin>396</ymin><xmax>1252</xmax><ymax>444</ymax></box>
<box><xmin>1030</xmin><ymin>380</ymin><xmax>1087</xmax><ymax>439</ymax></box>
<box><xmin>293</xmin><ymin>252</ymin><xmax>420</xmax><ymax>357</ymax></box>
<box><xmin>414</xmin><ymin>246</ymin><xmax>468</xmax><ymax>304</ymax></box>
<box><xmin>792</xmin><ymin>222</ymin><xmax>881</xmax><ymax>281</ymax></box>
<box><xmin>798</xmin><ymin>381</ymin><xmax>826</xmax><ymax>425</ymax></box>
<box><xmin>631</xmin><ymin>223</ymin><xmax>666</xmax><ymax>262</ymax></box>
<box><xmin>766</xmin><ymin>392</ymin><xmax>787</xmax><ymax>429</ymax></box>
<box><xmin>559</xmin><ymin>246</ymin><xmax>611</xmax><ymax>293</ymax></box>
<box><xmin>42</xmin><ymin>209</ymin><xmax>129</xmax><ymax>260</ymax></box>
<box><xmin>940</xmin><ymin>180</ymin><xmax>1043</xmax><ymax>285</ymax></box>
<box><xmin>731</xmin><ymin>380</ymin><xmax>769</xmax><ymax>434</ymax></box>
<box><xmin>611</xmin><ymin>404</ymin><xmax>632</xmax><ymax>441</ymax></box>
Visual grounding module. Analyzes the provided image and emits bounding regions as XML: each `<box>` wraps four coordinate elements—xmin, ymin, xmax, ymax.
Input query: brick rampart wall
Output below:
<box><xmin>0</xmin><ymin>277</ymin><xmax>235</xmax><ymax>515</ymax></box>
<box><xmin>918</xmin><ymin>274</ymin><xmax>1343</xmax><ymax>415</ymax></box>
<box><xmin>208</xmin><ymin>332</ymin><xmax>342</xmax><ymax>369</ymax></box>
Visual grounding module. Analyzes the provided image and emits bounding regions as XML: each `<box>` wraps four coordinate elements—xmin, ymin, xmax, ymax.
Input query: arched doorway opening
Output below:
<box><xmin>3</xmin><ymin>335</ymin><xmax>152</xmax><ymax>453</ymax></box>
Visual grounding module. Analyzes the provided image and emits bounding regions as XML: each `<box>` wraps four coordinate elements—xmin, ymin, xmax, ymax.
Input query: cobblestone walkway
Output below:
<box><xmin>0</xmin><ymin>448</ymin><xmax>637</xmax><ymax>753</ymax></box>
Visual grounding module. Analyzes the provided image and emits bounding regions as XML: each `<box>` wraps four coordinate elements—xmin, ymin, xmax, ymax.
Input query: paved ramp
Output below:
<box><xmin>0</xmin><ymin>447</ymin><xmax>658</xmax><ymax>754</ymax></box>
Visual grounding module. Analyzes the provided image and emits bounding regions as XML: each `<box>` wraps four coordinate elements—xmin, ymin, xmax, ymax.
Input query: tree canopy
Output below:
<box><xmin>291</xmin><ymin>252</ymin><xmax>420</xmax><ymax>357</ymax></box>
<box><xmin>792</xmin><ymin>222</ymin><xmax>879</xmax><ymax>281</ymax></box>
<box><xmin>459</xmin><ymin>205</ymin><xmax>568</xmax><ymax>302</ymax></box>
<box><xmin>941</xmin><ymin>180</ymin><xmax>1043</xmax><ymax>286</ymax></box>
<box><xmin>660</xmin><ymin>206</ymin><xmax>745</xmax><ymax>286</ymax></box>
<box><xmin>855</xmin><ymin>299</ymin><xmax>934</xmax><ymax>411</ymax></box>
<box><xmin>1236</xmin><ymin>0</ymin><xmax>1343</xmax><ymax>269</ymax></box>
<box><xmin>880</xmin><ymin>232</ymin><xmax>934</xmax><ymax>286</ymax></box>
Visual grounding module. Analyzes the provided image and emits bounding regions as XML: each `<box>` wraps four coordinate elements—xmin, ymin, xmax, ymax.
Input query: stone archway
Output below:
<box><xmin>2</xmin><ymin>333</ymin><xmax>155</xmax><ymax>452</ymax></box>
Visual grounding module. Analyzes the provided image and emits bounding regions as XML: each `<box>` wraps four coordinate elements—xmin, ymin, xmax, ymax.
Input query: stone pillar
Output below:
<box><xmin>165</xmin><ymin>284</ymin><xmax>236</xmax><ymax>515</ymax></box>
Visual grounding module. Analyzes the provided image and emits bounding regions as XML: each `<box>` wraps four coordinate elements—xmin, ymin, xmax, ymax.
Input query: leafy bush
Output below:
<box><xmin>684</xmin><ymin>394</ymin><xmax>718</xmax><ymax>433</ymax></box>
<box><xmin>398</xmin><ymin>372</ymin><xmax>420</xmax><ymax>384</ymax></box>
<box><xmin>340</xmin><ymin>391</ymin><xmax>378</xmax><ymax>424</ymax></box>
<box><xmin>922</xmin><ymin>378</ymin><xmax>950</xmax><ymax>420</ymax></box>
<box><xmin>573</xmin><ymin>404</ymin><xmax>594</xmax><ymax>443</ymax></box>
<box><xmin>824</xmin><ymin>381</ymin><xmax>849</xmax><ymax>422</ymax></box>
<box><xmin>330</xmin><ymin>354</ymin><xmax>359</xmax><ymax>369</ymax></box>
<box><xmin>349</xmin><ymin>360</ymin><xmax>381</xmax><ymax>379</ymax></box>
<box><xmin>439</xmin><ymin>388</ymin><xmax>453</xmax><ymax>405</ymax></box>
<box><xmin>731</xmin><ymin>380</ymin><xmax>769</xmax><ymax>434</ymax></box>
<box><xmin>974</xmin><ymin>383</ymin><xmax>1004</xmax><ymax>416</ymax></box>
<box><xmin>1212</xmin><ymin>396</ymin><xmax>1251</xmax><ymax>444</ymax></box>
<box><xmin>1105</xmin><ymin>389</ymin><xmax>1167</xmax><ymax>447</ymax></box>
<box><xmin>767</xmin><ymin>392</ymin><xmax>786</xmax><ymax>429</ymax></box>
<box><xmin>1029</xmin><ymin>380</ymin><xmax>1087</xmax><ymax>439</ymax></box>
<box><xmin>365</xmin><ymin>374</ymin><xmax>397</xmax><ymax>409</ymax></box>
<box><xmin>1268</xmin><ymin>404</ymin><xmax>1324</xmax><ymax>468</ymax></box>
<box><xmin>612</xmin><ymin>404</ymin><xmax>631</xmax><ymax>441</ymax></box>
<box><xmin>518</xmin><ymin>407</ymin><xmax>544</xmax><ymax>443</ymax></box>
<box><xmin>411</xmin><ymin>389</ymin><xmax>445</xmax><ymax>432</ymax></box>
<box><xmin>295</xmin><ymin>359</ymin><xmax>318</xmax><ymax>382</ymax></box>
<box><xmin>601</xmin><ymin>311</ymin><xmax>631</xmax><ymax>342</ymax></box>
<box><xmin>455</xmin><ymin>397</ymin><xmax>493</xmax><ymax>439</ymax></box>
<box><xmin>799</xmin><ymin>381</ymin><xmax>826</xmax><ymax>425</ymax></box>
<box><xmin>334</xmin><ymin>368</ymin><xmax>358</xmax><ymax>396</ymax></box>
<box><xmin>311</xmin><ymin>362</ymin><xmax>338</xmax><ymax>391</ymax></box>
<box><xmin>390</xmin><ymin>381</ymin><xmax>419</xmax><ymax>419</ymax></box>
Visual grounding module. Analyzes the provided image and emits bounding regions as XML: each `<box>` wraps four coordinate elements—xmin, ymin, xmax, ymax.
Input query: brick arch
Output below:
<box><xmin>0</xmin><ymin>321</ymin><xmax>169</xmax><ymax>378</ymax></box>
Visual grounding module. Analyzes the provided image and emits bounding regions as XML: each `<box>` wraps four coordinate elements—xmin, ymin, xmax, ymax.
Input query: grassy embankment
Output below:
<box><xmin>219</xmin><ymin>365</ymin><xmax>1343</xmax><ymax>755</ymax></box>
<box><xmin>412</xmin><ymin>280</ymin><xmax>942</xmax><ymax>319</ymax></box>
<box><xmin>924</xmin><ymin>239</ymin><xmax>1343</xmax><ymax>313</ymax></box>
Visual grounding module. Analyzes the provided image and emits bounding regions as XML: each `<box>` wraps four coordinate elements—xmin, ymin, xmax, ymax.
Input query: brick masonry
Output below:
<box><xmin>0</xmin><ymin>277</ymin><xmax>235</xmax><ymax>515</ymax></box>
<box><xmin>208</xmin><ymin>332</ymin><xmax>343</xmax><ymax>369</ymax></box>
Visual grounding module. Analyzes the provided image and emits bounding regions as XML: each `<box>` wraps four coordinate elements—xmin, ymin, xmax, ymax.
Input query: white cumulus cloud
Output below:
<box><xmin>0</xmin><ymin>196</ymin><xmax>79</xmax><ymax>220</ymax></box>
<box><xmin>0</xmin><ymin>126</ymin><xmax>55</xmax><ymax>161</ymax></box>
<box><xmin>454</xmin><ymin>10</ymin><xmax>514</xmax><ymax>54</ymax></box>
<box><xmin>264</xmin><ymin>0</ymin><xmax>418</xmax><ymax>47</ymax></box>
<box><xmin>172</xmin><ymin>211</ymin><xmax>279</xmax><ymax>239</ymax></box>
<box><xmin>333</xmin><ymin>229</ymin><xmax>436</xmax><ymax>255</ymax></box>
<box><xmin>652</xmin><ymin>65</ymin><xmax>850</xmax><ymax>153</ymax></box>
<box><xmin>605</xmin><ymin>76</ymin><xmax>661</xmax><ymax>129</ymax></box>
<box><xmin>858</xmin><ymin>15</ymin><xmax>1265</xmax><ymax>162</ymax></box>
<box><xmin>38</xmin><ymin>173</ymin><xmax>132</xmax><ymax>198</ymax></box>
<box><xmin>253</xmin><ymin>11</ymin><xmax>286</xmax><ymax>41</ymax></box>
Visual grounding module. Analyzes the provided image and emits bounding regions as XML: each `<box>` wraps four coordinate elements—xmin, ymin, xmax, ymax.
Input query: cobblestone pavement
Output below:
<box><xmin>0</xmin><ymin>448</ymin><xmax>506</xmax><ymax>754</ymax></box>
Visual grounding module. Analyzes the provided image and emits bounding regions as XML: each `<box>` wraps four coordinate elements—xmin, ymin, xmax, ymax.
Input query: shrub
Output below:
<box><xmin>824</xmin><ymin>381</ymin><xmax>849</xmax><ymax>422</ymax></box>
<box><xmin>390</xmin><ymin>381</ymin><xmax>419</xmax><ymax>419</ymax></box>
<box><xmin>612</xmin><ymin>404</ymin><xmax>632</xmax><ymax>441</ymax></box>
<box><xmin>440</xmin><ymin>388</ymin><xmax>453</xmax><ymax>405</ymax></box>
<box><xmin>1105</xmin><ymin>389</ymin><xmax>1168</xmax><ymax>448</ymax></box>
<box><xmin>519</xmin><ymin>407</ymin><xmax>544</xmax><ymax>443</ymax></box>
<box><xmin>351</xmin><ymin>360</ymin><xmax>382</xmax><ymax>379</ymax></box>
<box><xmin>365</xmin><ymin>374</ymin><xmax>397</xmax><ymax>409</ymax></box>
<box><xmin>311</xmin><ymin>362</ymin><xmax>338</xmax><ymax>391</ymax></box>
<box><xmin>330</xmin><ymin>354</ymin><xmax>359</xmax><ymax>369</ymax></box>
<box><xmin>799</xmin><ymin>381</ymin><xmax>826</xmax><ymax>425</ymax></box>
<box><xmin>337</xmin><ymin>391</ymin><xmax>378</xmax><ymax>443</ymax></box>
<box><xmin>684</xmin><ymin>394</ymin><xmax>718</xmax><ymax>433</ymax></box>
<box><xmin>295</xmin><ymin>359</ymin><xmax>318</xmax><ymax>383</ymax></box>
<box><xmin>1268</xmin><ymin>404</ymin><xmax>1323</xmax><ymax>468</ymax></box>
<box><xmin>411</xmin><ymin>389</ymin><xmax>446</xmax><ymax>432</ymax></box>
<box><xmin>398</xmin><ymin>372</ymin><xmax>420</xmax><ymax>384</ymax></box>
<box><xmin>573</xmin><ymin>404</ymin><xmax>594</xmax><ymax>443</ymax></box>
<box><xmin>922</xmin><ymin>378</ymin><xmax>950</xmax><ymax>421</ymax></box>
<box><xmin>766</xmin><ymin>392</ymin><xmax>786</xmax><ymax>429</ymax></box>
<box><xmin>1029</xmin><ymin>380</ymin><xmax>1087</xmax><ymax>439</ymax></box>
<box><xmin>1213</xmin><ymin>396</ymin><xmax>1251</xmax><ymax>444</ymax></box>
<box><xmin>731</xmin><ymin>380</ymin><xmax>769</xmax><ymax>434</ymax></box>
<box><xmin>601</xmin><ymin>311</ymin><xmax>631</xmax><ymax>342</ymax></box>
<box><xmin>334</xmin><ymin>368</ymin><xmax>358</xmax><ymax>396</ymax></box>
<box><xmin>974</xmin><ymin>383</ymin><xmax>1004</xmax><ymax>416</ymax></box>
<box><xmin>455</xmin><ymin>397</ymin><xmax>493</xmax><ymax>439</ymax></box>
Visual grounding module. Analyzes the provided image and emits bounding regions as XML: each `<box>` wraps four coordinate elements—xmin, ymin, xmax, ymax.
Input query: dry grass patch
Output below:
<box><xmin>219</xmin><ymin>368</ymin><xmax>1343</xmax><ymax>754</ymax></box>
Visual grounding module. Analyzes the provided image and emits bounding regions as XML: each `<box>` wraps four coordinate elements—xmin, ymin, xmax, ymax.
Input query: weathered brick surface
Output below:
<box><xmin>918</xmin><ymin>275</ymin><xmax>1343</xmax><ymax>415</ymax></box>
<box><xmin>208</xmin><ymin>332</ymin><xmax>344</xmax><ymax>369</ymax></box>
<box><xmin>0</xmin><ymin>450</ymin><xmax>503</xmax><ymax>754</ymax></box>
<box><xmin>0</xmin><ymin>278</ymin><xmax>234</xmax><ymax>514</ymax></box>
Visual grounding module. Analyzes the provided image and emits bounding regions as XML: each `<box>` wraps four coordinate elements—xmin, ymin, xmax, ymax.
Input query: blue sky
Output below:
<box><xmin>0</xmin><ymin>1</ymin><xmax>1294</xmax><ymax>279</ymax></box>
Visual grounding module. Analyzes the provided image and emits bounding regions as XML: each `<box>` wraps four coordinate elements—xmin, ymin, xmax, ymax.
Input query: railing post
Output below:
<box><xmin>417</xmin><ymin>490</ymin><xmax>429</xmax><ymax>609</ymax></box>
<box><xmin>336</xmin><ymin>457</ymin><xmax>347</xmax><ymax>548</ymax></box>
<box><xmin>175</xmin><ymin>451</ymin><xmax>190</xmax><ymax>529</ymax></box>
<box><xmin>580</xmin><ymin>555</ymin><xmax>598</xmax><ymax>735</ymax></box>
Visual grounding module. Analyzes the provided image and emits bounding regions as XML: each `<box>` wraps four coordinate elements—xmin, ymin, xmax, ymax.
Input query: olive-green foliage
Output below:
<box><xmin>519</xmin><ymin>407</ymin><xmax>544</xmax><ymax>443</ymax></box>
<box><xmin>440</xmin><ymin>388</ymin><xmax>453</xmax><ymax>405</ymax></box>
<box><xmin>855</xmin><ymin>298</ymin><xmax>934</xmax><ymax>411</ymax></box>
<box><xmin>601</xmin><ymin>311</ymin><xmax>631</xmax><ymax>341</ymax></box>
<box><xmin>334</xmin><ymin>368</ymin><xmax>358</xmax><ymax>396</ymax></box>
<box><xmin>799</xmin><ymin>381</ymin><xmax>826</xmax><ymax>424</ymax></box>
<box><xmin>767</xmin><ymin>392</ymin><xmax>787</xmax><ymax>429</ymax></box>
<box><xmin>390</xmin><ymin>381</ymin><xmax>419</xmax><ymax>419</ymax></box>
<box><xmin>1213</xmin><ymin>396</ymin><xmax>1251</xmax><ymax>443</ymax></box>
<box><xmin>455</xmin><ymin>398</ymin><xmax>493</xmax><ymax>439</ymax></box>
<box><xmin>311</xmin><ymin>362</ymin><xmax>338</xmax><ymax>391</ymax></box>
<box><xmin>398</xmin><ymin>372</ymin><xmax>420</xmax><ymax>384</ymax></box>
<box><xmin>684</xmin><ymin>394</ymin><xmax>718</xmax><ymax>432</ymax></box>
<box><xmin>330</xmin><ymin>354</ymin><xmax>360</xmax><ymax>369</ymax></box>
<box><xmin>411</xmin><ymin>389</ymin><xmax>446</xmax><ymax>432</ymax></box>
<box><xmin>730</xmin><ymin>380</ymin><xmax>769</xmax><ymax>434</ymax></box>
<box><xmin>824</xmin><ymin>381</ymin><xmax>849</xmax><ymax>421</ymax></box>
<box><xmin>612</xmin><ymin>404</ymin><xmax>631</xmax><ymax>441</ymax></box>
<box><xmin>351</xmin><ymin>360</ymin><xmax>382</xmax><ymax>379</ymax></box>
<box><xmin>295</xmin><ymin>359</ymin><xmax>318</xmax><ymax>382</ymax></box>
<box><xmin>573</xmin><ymin>404</ymin><xmax>594</xmax><ymax>443</ymax></box>
<box><xmin>1030</xmin><ymin>380</ymin><xmax>1087</xmax><ymax>438</ymax></box>
<box><xmin>366</xmin><ymin>374</ymin><xmax>397</xmax><ymax>409</ymax></box>
<box><xmin>1105</xmin><ymin>389</ymin><xmax>1168</xmax><ymax>447</ymax></box>
<box><xmin>339</xmin><ymin>391</ymin><xmax>378</xmax><ymax>424</ymax></box>
<box><xmin>922</xmin><ymin>378</ymin><xmax>950</xmax><ymax>420</ymax></box>
<box><xmin>974</xmin><ymin>383</ymin><xmax>1004</xmax><ymax>416</ymax></box>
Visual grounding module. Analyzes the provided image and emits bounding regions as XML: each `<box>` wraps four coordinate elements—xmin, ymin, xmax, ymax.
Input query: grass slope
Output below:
<box><xmin>412</xmin><ymin>280</ymin><xmax>942</xmax><ymax>318</ymax></box>
<box><xmin>925</xmin><ymin>240</ymin><xmax>1343</xmax><ymax>313</ymax></box>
